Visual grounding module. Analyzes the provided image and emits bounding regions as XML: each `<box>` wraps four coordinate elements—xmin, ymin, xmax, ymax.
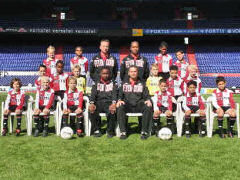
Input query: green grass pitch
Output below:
<box><xmin>0</xmin><ymin>93</ymin><xmax>240</xmax><ymax>180</ymax></box>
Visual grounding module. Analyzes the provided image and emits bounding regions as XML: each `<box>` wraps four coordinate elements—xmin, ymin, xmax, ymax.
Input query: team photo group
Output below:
<box><xmin>2</xmin><ymin>39</ymin><xmax>237</xmax><ymax>140</ymax></box>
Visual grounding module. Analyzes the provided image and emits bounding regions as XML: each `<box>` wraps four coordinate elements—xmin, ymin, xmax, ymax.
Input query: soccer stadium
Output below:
<box><xmin>0</xmin><ymin>0</ymin><xmax>240</xmax><ymax>179</ymax></box>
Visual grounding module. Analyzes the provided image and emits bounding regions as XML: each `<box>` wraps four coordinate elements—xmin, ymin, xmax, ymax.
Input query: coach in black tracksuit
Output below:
<box><xmin>117</xmin><ymin>65</ymin><xmax>153</xmax><ymax>140</ymax></box>
<box><xmin>89</xmin><ymin>67</ymin><xmax>118</xmax><ymax>138</ymax></box>
<box><xmin>120</xmin><ymin>41</ymin><xmax>150</xmax><ymax>82</ymax></box>
<box><xmin>90</xmin><ymin>39</ymin><xmax>118</xmax><ymax>82</ymax></box>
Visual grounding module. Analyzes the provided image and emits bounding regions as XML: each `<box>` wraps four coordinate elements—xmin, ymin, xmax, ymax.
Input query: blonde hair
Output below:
<box><xmin>151</xmin><ymin>63</ymin><xmax>159</xmax><ymax>70</ymax></box>
<box><xmin>71</xmin><ymin>64</ymin><xmax>81</xmax><ymax>71</ymax></box>
<box><xmin>47</xmin><ymin>45</ymin><xmax>55</xmax><ymax>53</ymax></box>
<box><xmin>41</xmin><ymin>76</ymin><xmax>50</xmax><ymax>82</ymax></box>
<box><xmin>68</xmin><ymin>76</ymin><xmax>77</xmax><ymax>84</ymax></box>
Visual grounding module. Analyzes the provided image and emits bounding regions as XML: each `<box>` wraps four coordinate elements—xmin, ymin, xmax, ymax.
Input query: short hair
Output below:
<box><xmin>175</xmin><ymin>49</ymin><xmax>184</xmax><ymax>54</ymax></box>
<box><xmin>100</xmin><ymin>66</ymin><xmax>110</xmax><ymax>73</ymax></box>
<box><xmin>129</xmin><ymin>65</ymin><xmax>138</xmax><ymax>71</ymax></box>
<box><xmin>47</xmin><ymin>45</ymin><xmax>55</xmax><ymax>52</ymax></box>
<box><xmin>10</xmin><ymin>78</ymin><xmax>22</xmax><ymax>88</ymax></box>
<box><xmin>75</xmin><ymin>46</ymin><xmax>83</xmax><ymax>51</ymax></box>
<box><xmin>216</xmin><ymin>76</ymin><xmax>226</xmax><ymax>84</ymax></box>
<box><xmin>68</xmin><ymin>76</ymin><xmax>77</xmax><ymax>84</ymax></box>
<box><xmin>72</xmin><ymin>65</ymin><xmax>81</xmax><ymax>71</ymax></box>
<box><xmin>187</xmin><ymin>80</ymin><xmax>197</xmax><ymax>87</ymax></box>
<box><xmin>130</xmin><ymin>41</ymin><xmax>139</xmax><ymax>47</ymax></box>
<box><xmin>56</xmin><ymin>60</ymin><xmax>64</xmax><ymax>67</ymax></box>
<box><xmin>39</xmin><ymin>64</ymin><xmax>47</xmax><ymax>70</ymax></box>
<box><xmin>151</xmin><ymin>63</ymin><xmax>158</xmax><ymax>69</ymax></box>
<box><xmin>170</xmin><ymin>65</ymin><xmax>178</xmax><ymax>71</ymax></box>
<box><xmin>159</xmin><ymin>41</ymin><xmax>168</xmax><ymax>49</ymax></box>
<box><xmin>100</xmin><ymin>39</ymin><xmax>110</xmax><ymax>44</ymax></box>
<box><xmin>41</xmin><ymin>76</ymin><xmax>50</xmax><ymax>82</ymax></box>
<box><xmin>159</xmin><ymin>79</ymin><xmax>167</xmax><ymax>85</ymax></box>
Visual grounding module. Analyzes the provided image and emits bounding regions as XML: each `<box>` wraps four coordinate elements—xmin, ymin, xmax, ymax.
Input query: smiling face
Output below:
<box><xmin>75</xmin><ymin>47</ymin><xmax>83</xmax><ymax>57</ymax></box>
<box><xmin>176</xmin><ymin>51</ymin><xmax>184</xmax><ymax>61</ymax></box>
<box><xmin>128</xmin><ymin>66</ymin><xmax>138</xmax><ymax>80</ymax></box>
<box><xmin>217</xmin><ymin>81</ymin><xmax>226</xmax><ymax>91</ymax></box>
<box><xmin>188</xmin><ymin>84</ymin><xmax>196</xmax><ymax>94</ymax></box>
<box><xmin>41</xmin><ymin>77</ymin><xmax>50</xmax><ymax>90</ymax></box>
<box><xmin>69</xmin><ymin>79</ymin><xmax>77</xmax><ymax>90</ymax></box>
<box><xmin>130</xmin><ymin>41</ymin><xmax>139</xmax><ymax>55</ymax></box>
<box><xmin>12</xmin><ymin>81</ymin><xmax>20</xmax><ymax>91</ymax></box>
<box><xmin>159</xmin><ymin>82</ymin><xmax>167</xmax><ymax>92</ymax></box>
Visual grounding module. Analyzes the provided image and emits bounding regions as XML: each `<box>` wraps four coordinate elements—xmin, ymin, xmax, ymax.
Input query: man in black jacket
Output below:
<box><xmin>90</xmin><ymin>39</ymin><xmax>118</xmax><ymax>82</ymax></box>
<box><xmin>89</xmin><ymin>67</ymin><xmax>118</xmax><ymax>138</ymax></box>
<box><xmin>120</xmin><ymin>41</ymin><xmax>150</xmax><ymax>82</ymax></box>
<box><xmin>117</xmin><ymin>65</ymin><xmax>152</xmax><ymax>140</ymax></box>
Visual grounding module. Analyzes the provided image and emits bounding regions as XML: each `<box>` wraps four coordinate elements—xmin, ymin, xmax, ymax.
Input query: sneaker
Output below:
<box><xmin>42</xmin><ymin>129</ymin><xmax>48</xmax><ymax>137</ymax></box>
<box><xmin>34</xmin><ymin>129</ymin><xmax>39</xmax><ymax>137</ymax></box>
<box><xmin>140</xmin><ymin>132</ymin><xmax>149</xmax><ymax>140</ymax></box>
<box><xmin>76</xmin><ymin>129</ymin><xmax>84</xmax><ymax>137</ymax></box>
<box><xmin>16</xmin><ymin>129</ymin><xmax>21</xmax><ymax>136</ymax></box>
<box><xmin>120</xmin><ymin>132</ymin><xmax>127</xmax><ymax>140</ymax></box>
<box><xmin>93</xmin><ymin>130</ymin><xmax>102</xmax><ymax>137</ymax></box>
<box><xmin>2</xmin><ymin>128</ymin><xmax>7</xmax><ymax>136</ymax></box>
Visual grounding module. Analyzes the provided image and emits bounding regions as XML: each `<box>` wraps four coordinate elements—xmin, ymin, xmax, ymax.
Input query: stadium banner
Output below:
<box><xmin>132</xmin><ymin>29</ymin><xmax>143</xmax><ymax>36</ymax></box>
<box><xmin>0</xmin><ymin>27</ymin><xmax>97</xmax><ymax>34</ymax></box>
<box><xmin>143</xmin><ymin>28</ymin><xmax>240</xmax><ymax>35</ymax></box>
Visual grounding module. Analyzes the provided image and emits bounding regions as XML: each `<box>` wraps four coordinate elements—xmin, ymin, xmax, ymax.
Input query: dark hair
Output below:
<box><xmin>39</xmin><ymin>64</ymin><xmax>47</xmax><ymax>70</ymax></box>
<box><xmin>56</xmin><ymin>60</ymin><xmax>64</xmax><ymax>67</ymax></box>
<box><xmin>130</xmin><ymin>41</ymin><xmax>139</xmax><ymax>47</ymax></box>
<box><xmin>216</xmin><ymin>76</ymin><xmax>226</xmax><ymax>84</ymax></box>
<box><xmin>187</xmin><ymin>80</ymin><xmax>197</xmax><ymax>87</ymax></box>
<box><xmin>175</xmin><ymin>49</ymin><xmax>184</xmax><ymax>54</ymax></box>
<box><xmin>159</xmin><ymin>79</ymin><xmax>167</xmax><ymax>85</ymax></box>
<box><xmin>100</xmin><ymin>67</ymin><xmax>110</xmax><ymax>73</ymax></box>
<box><xmin>75</xmin><ymin>46</ymin><xmax>83</xmax><ymax>51</ymax></box>
<box><xmin>170</xmin><ymin>65</ymin><xmax>178</xmax><ymax>71</ymax></box>
<box><xmin>159</xmin><ymin>41</ymin><xmax>168</xmax><ymax>49</ymax></box>
<box><xmin>10</xmin><ymin>78</ymin><xmax>22</xmax><ymax>88</ymax></box>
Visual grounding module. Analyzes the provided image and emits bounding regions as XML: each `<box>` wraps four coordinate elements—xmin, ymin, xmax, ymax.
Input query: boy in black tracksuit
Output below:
<box><xmin>120</xmin><ymin>41</ymin><xmax>150</xmax><ymax>82</ymax></box>
<box><xmin>89</xmin><ymin>67</ymin><xmax>118</xmax><ymax>138</ymax></box>
<box><xmin>117</xmin><ymin>65</ymin><xmax>153</xmax><ymax>140</ymax></box>
<box><xmin>90</xmin><ymin>39</ymin><xmax>118</xmax><ymax>82</ymax></box>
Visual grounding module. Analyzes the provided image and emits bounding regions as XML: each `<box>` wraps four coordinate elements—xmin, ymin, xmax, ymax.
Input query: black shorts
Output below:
<box><xmin>54</xmin><ymin>91</ymin><xmax>65</xmax><ymax>99</ymax></box>
<box><xmin>68</xmin><ymin>105</ymin><xmax>78</xmax><ymax>112</ymax></box>
<box><xmin>159</xmin><ymin>106</ymin><xmax>168</xmax><ymax>113</ymax></box>
<box><xmin>9</xmin><ymin>105</ymin><xmax>26</xmax><ymax>112</ymax></box>
<box><xmin>185</xmin><ymin>106</ymin><xmax>200</xmax><ymax>113</ymax></box>
<box><xmin>213</xmin><ymin>106</ymin><xmax>231</xmax><ymax>113</ymax></box>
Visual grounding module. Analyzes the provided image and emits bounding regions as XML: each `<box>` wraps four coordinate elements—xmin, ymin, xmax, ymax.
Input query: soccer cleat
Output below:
<box><xmin>199</xmin><ymin>131</ymin><xmax>206</xmax><ymax>138</ymax></box>
<box><xmin>76</xmin><ymin>129</ymin><xmax>84</xmax><ymax>137</ymax></box>
<box><xmin>140</xmin><ymin>132</ymin><xmax>149</xmax><ymax>140</ymax></box>
<box><xmin>120</xmin><ymin>132</ymin><xmax>127</xmax><ymax>140</ymax></box>
<box><xmin>2</xmin><ymin>128</ymin><xmax>8</xmax><ymax>136</ymax></box>
<box><xmin>15</xmin><ymin>129</ymin><xmax>21</xmax><ymax>136</ymax></box>
<box><xmin>219</xmin><ymin>128</ymin><xmax>225</xmax><ymax>138</ymax></box>
<box><xmin>185</xmin><ymin>131</ymin><xmax>191</xmax><ymax>138</ymax></box>
<box><xmin>93</xmin><ymin>130</ymin><xmax>102</xmax><ymax>138</ymax></box>
<box><xmin>42</xmin><ymin>129</ymin><xmax>48</xmax><ymax>137</ymax></box>
<box><xmin>34</xmin><ymin>129</ymin><xmax>39</xmax><ymax>137</ymax></box>
<box><xmin>106</xmin><ymin>131</ymin><xmax>114</xmax><ymax>138</ymax></box>
<box><xmin>228</xmin><ymin>131</ymin><xmax>234</xmax><ymax>138</ymax></box>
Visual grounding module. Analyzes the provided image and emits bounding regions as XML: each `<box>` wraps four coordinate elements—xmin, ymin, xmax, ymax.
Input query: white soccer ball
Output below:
<box><xmin>158</xmin><ymin>127</ymin><xmax>172</xmax><ymax>140</ymax></box>
<box><xmin>60</xmin><ymin>127</ymin><xmax>74</xmax><ymax>140</ymax></box>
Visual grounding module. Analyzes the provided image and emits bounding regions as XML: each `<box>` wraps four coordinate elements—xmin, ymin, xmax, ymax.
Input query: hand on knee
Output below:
<box><xmin>185</xmin><ymin>110</ymin><xmax>191</xmax><ymax>116</ymax></box>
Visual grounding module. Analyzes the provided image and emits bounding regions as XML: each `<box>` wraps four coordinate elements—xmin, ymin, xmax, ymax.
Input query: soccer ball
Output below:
<box><xmin>60</xmin><ymin>127</ymin><xmax>74</xmax><ymax>140</ymax></box>
<box><xmin>158</xmin><ymin>127</ymin><xmax>172</xmax><ymax>140</ymax></box>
